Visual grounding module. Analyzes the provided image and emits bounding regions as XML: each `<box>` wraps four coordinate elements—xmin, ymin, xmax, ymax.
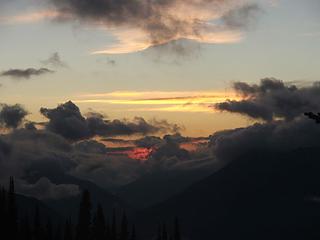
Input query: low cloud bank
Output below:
<box><xmin>211</xmin><ymin>78</ymin><xmax>320</xmax><ymax>162</ymax></box>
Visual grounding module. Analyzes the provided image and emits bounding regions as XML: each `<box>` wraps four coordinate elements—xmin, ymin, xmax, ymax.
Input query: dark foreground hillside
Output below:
<box><xmin>136</xmin><ymin>147</ymin><xmax>320</xmax><ymax>240</ymax></box>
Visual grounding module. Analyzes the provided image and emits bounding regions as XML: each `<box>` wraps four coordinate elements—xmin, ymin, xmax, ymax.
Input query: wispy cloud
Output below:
<box><xmin>75</xmin><ymin>90</ymin><xmax>241</xmax><ymax>113</ymax></box>
<box><xmin>41</xmin><ymin>52</ymin><xmax>68</xmax><ymax>68</ymax></box>
<box><xmin>91</xmin><ymin>26</ymin><xmax>244</xmax><ymax>55</ymax></box>
<box><xmin>1</xmin><ymin>0</ymin><xmax>261</xmax><ymax>54</ymax></box>
<box><xmin>0</xmin><ymin>68</ymin><xmax>54</xmax><ymax>79</ymax></box>
<box><xmin>0</xmin><ymin>10</ymin><xmax>59</xmax><ymax>24</ymax></box>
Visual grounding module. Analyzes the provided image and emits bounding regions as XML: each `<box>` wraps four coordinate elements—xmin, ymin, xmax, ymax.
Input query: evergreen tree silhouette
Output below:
<box><xmin>0</xmin><ymin>177</ymin><xmax>187</xmax><ymax>240</ymax></box>
<box><xmin>156</xmin><ymin>224</ymin><xmax>162</xmax><ymax>240</ymax></box>
<box><xmin>162</xmin><ymin>224</ymin><xmax>168</xmax><ymax>240</ymax></box>
<box><xmin>92</xmin><ymin>204</ymin><xmax>106</xmax><ymax>240</ymax></box>
<box><xmin>111</xmin><ymin>209</ymin><xmax>117</xmax><ymax>240</ymax></box>
<box><xmin>45</xmin><ymin>218</ymin><xmax>53</xmax><ymax>240</ymax></box>
<box><xmin>76</xmin><ymin>190</ymin><xmax>92</xmax><ymax>240</ymax></box>
<box><xmin>8</xmin><ymin>177</ymin><xmax>17</xmax><ymax>240</ymax></box>
<box><xmin>64</xmin><ymin>218</ymin><xmax>73</xmax><ymax>240</ymax></box>
<box><xmin>173</xmin><ymin>217</ymin><xmax>181</xmax><ymax>240</ymax></box>
<box><xmin>34</xmin><ymin>204</ymin><xmax>42</xmax><ymax>240</ymax></box>
<box><xmin>106</xmin><ymin>220</ymin><xmax>111</xmax><ymax>240</ymax></box>
<box><xmin>20</xmin><ymin>216</ymin><xmax>32</xmax><ymax>240</ymax></box>
<box><xmin>54</xmin><ymin>223</ymin><xmax>62</xmax><ymax>240</ymax></box>
<box><xmin>0</xmin><ymin>187</ymin><xmax>7</xmax><ymax>237</ymax></box>
<box><xmin>130</xmin><ymin>224</ymin><xmax>136</xmax><ymax>240</ymax></box>
<box><xmin>120</xmin><ymin>212</ymin><xmax>129</xmax><ymax>240</ymax></box>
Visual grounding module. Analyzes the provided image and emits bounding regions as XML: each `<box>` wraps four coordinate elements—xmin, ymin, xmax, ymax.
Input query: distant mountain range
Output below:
<box><xmin>117</xmin><ymin>167</ymin><xmax>215</xmax><ymax>209</ymax></box>
<box><xmin>24</xmin><ymin>172</ymin><xmax>130</xmax><ymax>222</ymax></box>
<box><xmin>15</xmin><ymin>147</ymin><xmax>320</xmax><ymax>240</ymax></box>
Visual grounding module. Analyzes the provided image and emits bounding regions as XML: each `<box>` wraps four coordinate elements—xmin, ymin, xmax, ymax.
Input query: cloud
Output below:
<box><xmin>74</xmin><ymin>140</ymin><xmax>107</xmax><ymax>154</ymax></box>
<box><xmin>209</xmin><ymin>117</ymin><xmax>320</xmax><ymax>163</ymax></box>
<box><xmin>16</xmin><ymin>177</ymin><xmax>80</xmax><ymax>200</ymax></box>
<box><xmin>151</xmin><ymin>140</ymin><xmax>190</xmax><ymax>162</ymax></box>
<box><xmin>215</xmin><ymin>78</ymin><xmax>320</xmax><ymax>121</ymax></box>
<box><xmin>88</xmin><ymin>116</ymin><xmax>181</xmax><ymax>137</ymax></box>
<box><xmin>0</xmin><ymin>10</ymin><xmax>60</xmax><ymax>25</ymax></box>
<box><xmin>75</xmin><ymin>90</ymin><xmax>239</xmax><ymax>113</ymax></box>
<box><xmin>41</xmin><ymin>52</ymin><xmax>68</xmax><ymax>68</ymax></box>
<box><xmin>40</xmin><ymin>101</ymin><xmax>91</xmax><ymax>140</ymax></box>
<box><xmin>0</xmin><ymin>99</ymin><xmax>213</xmax><ymax>194</ymax></box>
<box><xmin>0</xmin><ymin>68</ymin><xmax>54</xmax><ymax>79</ymax></box>
<box><xmin>46</xmin><ymin>0</ymin><xmax>261</xmax><ymax>54</ymax></box>
<box><xmin>96</xmin><ymin>57</ymin><xmax>116</xmax><ymax>66</ymax></box>
<box><xmin>40</xmin><ymin>101</ymin><xmax>182</xmax><ymax>140</ymax></box>
<box><xmin>135</xmin><ymin>136</ymin><xmax>163</xmax><ymax>148</ymax></box>
<box><xmin>0</xmin><ymin>129</ymin><xmax>74</xmax><ymax>186</ymax></box>
<box><xmin>221</xmin><ymin>3</ymin><xmax>261</xmax><ymax>30</ymax></box>
<box><xmin>0</xmin><ymin>104</ymin><xmax>28</xmax><ymax>129</ymax></box>
<box><xmin>210</xmin><ymin>79</ymin><xmax>320</xmax><ymax>164</ymax></box>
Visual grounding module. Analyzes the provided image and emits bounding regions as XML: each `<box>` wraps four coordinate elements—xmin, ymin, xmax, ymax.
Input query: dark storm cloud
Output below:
<box><xmin>135</xmin><ymin>136</ymin><xmax>163</xmax><ymax>148</ymax></box>
<box><xmin>41</xmin><ymin>52</ymin><xmax>68</xmax><ymax>68</ymax></box>
<box><xmin>48</xmin><ymin>0</ymin><xmax>261</xmax><ymax>46</ymax></box>
<box><xmin>40</xmin><ymin>101</ymin><xmax>91</xmax><ymax>140</ymax></box>
<box><xmin>41</xmin><ymin>101</ymin><xmax>181</xmax><ymax>140</ymax></box>
<box><xmin>209</xmin><ymin>117</ymin><xmax>320</xmax><ymax>163</ymax></box>
<box><xmin>210</xmin><ymin>79</ymin><xmax>320</xmax><ymax>163</ymax></box>
<box><xmin>74</xmin><ymin>140</ymin><xmax>107</xmax><ymax>154</ymax></box>
<box><xmin>0</xmin><ymin>129</ymin><xmax>73</xmax><ymax>184</ymax></box>
<box><xmin>0</xmin><ymin>104</ymin><xmax>28</xmax><ymax>128</ymax></box>
<box><xmin>151</xmin><ymin>140</ymin><xmax>190</xmax><ymax>161</ymax></box>
<box><xmin>0</xmin><ymin>68</ymin><xmax>54</xmax><ymax>79</ymax></box>
<box><xmin>0</xmin><ymin>101</ymin><xmax>211</xmax><ymax>193</ymax></box>
<box><xmin>88</xmin><ymin>117</ymin><xmax>181</xmax><ymax>137</ymax></box>
<box><xmin>215</xmin><ymin>78</ymin><xmax>320</xmax><ymax>121</ymax></box>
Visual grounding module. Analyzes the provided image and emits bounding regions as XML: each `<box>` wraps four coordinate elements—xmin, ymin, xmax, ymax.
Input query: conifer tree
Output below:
<box><xmin>120</xmin><ymin>212</ymin><xmax>129</xmax><ymax>240</ymax></box>
<box><xmin>162</xmin><ymin>224</ymin><xmax>168</xmax><ymax>240</ymax></box>
<box><xmin>55</xmin><ymin>223</ymin><xmax>63</xmax><ymax>240</ymax></box>
<box><xmin>156</xmin><ymin>224</ymin><xmax>162</xmax><ymax>240</ymax></box>
<box><xmin>111</xmin><ymin>209</ymin><xmax>117</xmax><ymax>240</ymax></box>
<box><xmin>45</xmin><ymin>218</ymin><xmax>53</xmax><ymax>240</ymax></box>
<box><xmin>106</xmin><ymin>220</ymin><xmax>111</xmax><ymax>240</ymax></box>
<box><xmin>64</xmin><ymin>218</ymin><xmax>73</xmax><ymax>240</ymax></box>
<box><xmin>76</xmin><ymin>190</ymin><xmax>92</xmax><ymax>240</ymax></box>
<box><xmin>130</xmin><ymin>225</ymin><xmax>136</xmax><ymax>240</ymax></box>
<box><xmin>8</xmin><ymin>177</ymin><xmax>17</xmax><ymax>240</ymax></box>
<box><xmin>92</xmin><ymin>204</ymin><xmax>106</xmax><ymax>240</ymax></box>
<box><xmin>34</xmin><ymin>204</ymin><xmax>42</xmax><ymax>240</ymax></box>
<box><xmin>173</xmin><ymin>217</ymin><xmax>181</xmax><ymax>240</ymax></box>
<box><xmin>20</xmin><ymin>216</ymin><xmax>32</xmax><ymax>240</ymax></box>
<box><xmin>0</xmin><ymin>187</ymin><xmax>6</xmax><ymax>235</ymax></box>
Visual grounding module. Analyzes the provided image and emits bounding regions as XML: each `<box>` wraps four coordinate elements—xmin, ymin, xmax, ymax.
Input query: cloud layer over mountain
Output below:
<box><xmin>1</xmin><ymin>79</ymin><xmax>319</xmax><ymax>201</ymax></box>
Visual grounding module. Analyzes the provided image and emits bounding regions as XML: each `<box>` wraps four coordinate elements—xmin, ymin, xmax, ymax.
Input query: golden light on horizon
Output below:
<box><xmin>74</xmin><ymin>90</ymin><xmax>241</xmax><ymax>113</ymax></box>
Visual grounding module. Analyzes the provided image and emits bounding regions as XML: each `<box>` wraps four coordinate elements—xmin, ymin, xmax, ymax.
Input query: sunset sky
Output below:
<box><xmin>0</xmin><ymin>0</ymin><xmax>319</xmax><ymax>136</ymax></box>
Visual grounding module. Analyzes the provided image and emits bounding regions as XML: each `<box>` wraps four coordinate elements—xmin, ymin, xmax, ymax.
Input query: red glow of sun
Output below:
<box><xmin>128</xmin><ymin>147</ymin><xmax>155</xmax><ymax>161</ymax></box>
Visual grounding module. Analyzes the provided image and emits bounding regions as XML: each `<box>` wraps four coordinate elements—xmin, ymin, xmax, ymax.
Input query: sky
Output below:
<box><xmin>0</xmin><ymin>0</ymin><xmax>319</xmax><ymax>137</ymax></box>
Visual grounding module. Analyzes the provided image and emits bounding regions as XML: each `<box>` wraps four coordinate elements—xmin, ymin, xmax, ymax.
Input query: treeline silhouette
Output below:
<box><xmin>0</xmin><ymin>177</ymin><xmax>182</xmax><ymax>240</ymax></box>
